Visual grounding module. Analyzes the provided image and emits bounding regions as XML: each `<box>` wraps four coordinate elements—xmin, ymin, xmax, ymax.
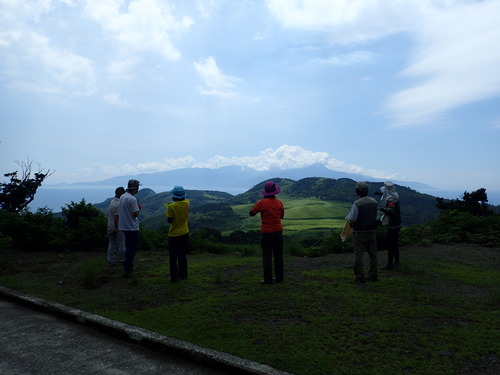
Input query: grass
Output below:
<box><xmin>231</xmin><ymin>198</ymin><xmax>351</xmax><ymax>233</ymax></box>
<box><xmin>1</xmin><ymin>243</ymin><xmax>499</xmax><ymax>375</ymax></box>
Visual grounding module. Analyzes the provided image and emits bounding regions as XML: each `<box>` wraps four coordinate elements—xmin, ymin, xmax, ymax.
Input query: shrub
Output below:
<box><xmin>62</xmin><ymin>200</ymin><xmax>107</xmax><ymax>252</ymax></box>
<box><xmin>433</xmin><ymin>210</ymin><xmax>500</xmax><ymax>245</ymax></box>
<box><xmin>0</xmin><ymin>208</ymin><xmax>66</xmax><ymax>251</ymax></box>
<box><xmin>140</xmin><ymin>226</ymin><xmax>167</xmax><ymax>251</ymax></box>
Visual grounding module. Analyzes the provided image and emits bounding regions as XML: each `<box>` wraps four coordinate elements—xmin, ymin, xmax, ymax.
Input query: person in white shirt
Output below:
<box><xmin>118</xmin><ymin>179</ymin><xmax>141</xmax><ymax>277</ymax></box>
<box><xmin>106</xmin><ymin>187</ymin><xmax>125</xmax><ymax>266</ymax></box>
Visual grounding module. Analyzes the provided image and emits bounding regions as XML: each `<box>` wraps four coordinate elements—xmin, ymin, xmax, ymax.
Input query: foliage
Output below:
<box><xmin>400</xmin><ymin>210</ymin><xmax>500</xmax><ymax>246</ymax></box>
<box><xmin>61</xmin><ymin>200</ymin><xmax>107</xmax><ymax>252</ymax></box>
<box><xmin>62</xmin><ymin>199</ymin><xmax>104</xmax><ymax>229</ymax></box>
<box><xmin>0</xmin><ymin>159</ymin><xmax>52</xmax><ymax>213</ymax></box>
<box><xmin>436</xmin><ymin>188</ymin><xmax>492</xmax><ymax>216</ymax></box>
<box><xmin>433</xmin><ymin>209</ymin><xmax>500</xmax><ymax>244</ymax></box>
<box><xmin>139</xmin><ymin>226</ymin><xmax>167</xmax><ymax>251</ymax></box>
<box><xmin>0</xmin><ymin>208</ymin><xmax>66</xmax><ymax>252</ymax></box>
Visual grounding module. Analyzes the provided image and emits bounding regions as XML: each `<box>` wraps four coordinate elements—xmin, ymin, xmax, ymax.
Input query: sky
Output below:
<box><xmin>1</xmin><ymin>0</ymin><xmax>500</xmax><ymax>199</ymax></box>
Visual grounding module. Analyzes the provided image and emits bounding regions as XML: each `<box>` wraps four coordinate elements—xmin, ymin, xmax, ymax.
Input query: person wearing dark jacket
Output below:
<box><xmin>347</xmin><ymin>182</ymin><xmax>378</xmax><ymax>283</ymax></box>
<box><xmin>377</xmin><ymin>181</ymin><xmax>402</xmax><ymax>270</ymax></box>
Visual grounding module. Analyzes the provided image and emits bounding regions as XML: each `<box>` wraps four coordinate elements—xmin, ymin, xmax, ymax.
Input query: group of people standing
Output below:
<box><xmin>106</xmin><ymin>178</ymin><xmax>400</xmax><ymax>285</ymax></box>
<box><xmin>106</xmin><ymin>179</ymin><xmax>142</xmax><ymax>277</ymax></box>
<box><xmin>107</xmin><ymin>180</ymin><xmax>189</xmax><ymax>281</ymax></box>
<box><xmin>347</xmin><ymin>181</ymin><xmax>402</xmax><ymax>283</ymax></box>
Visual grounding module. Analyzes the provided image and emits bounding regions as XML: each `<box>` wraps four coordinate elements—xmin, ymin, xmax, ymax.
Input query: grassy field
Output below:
<box><xmin>0</xmin><ymin>243</ymin><xmax>499</xmax><ymax>375</ymax></box>
<box><xmin>231</xmin><ymin>198</ymin><xmax>351</xmax><ymax>233</ymax></box>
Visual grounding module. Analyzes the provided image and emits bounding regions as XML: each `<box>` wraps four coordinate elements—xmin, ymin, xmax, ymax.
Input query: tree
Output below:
<box><xmin>0</xmin><ymin>159</ymin><xmax>52</xmax><ymax>213</ymax></box>
<box><xmin>436</xmin><ymin>188</ymin><xmax>492</xmax><ymax>216</ymax></box>
<box><xmin>61</xmin><ymin>199</ymin><xmax>107</xmax><ymax>251</ymax></box>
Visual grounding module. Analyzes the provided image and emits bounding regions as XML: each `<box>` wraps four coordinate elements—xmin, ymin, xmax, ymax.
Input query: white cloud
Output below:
<box><xmin>196</xmin><ymin>145</ymin><xmax>396</xmax><ymax>179</ymax></box>
<box><xmin>103</xmin><ymin>92</ymin><xmax>128</xmax><ymax>106</ymax></box>
<box><xmin>194</xmin><ymin>56</ymin><xmax>240</xmax><ymax>97</ymax></box>
<box><xmin>64</xmin><ymin>145</ymin><xmax>396</xmax><ymax>183</ymax></box>
<box><xmin>84</xmin><ymin>0</ymin><xmax>194</xmax><ymax>61</ymax></box>
<box><xmin>385</xmin><ymin>0</ymin><xmax>500</xmax><ymax>126</ymax></box>
<box><xmin>106</xmin><ymin>57</ymin><xmax>140</xmax><ymax>80</ymax></box>
<box><xmin>133</xmin><ymin>156</ymin><xmax>197</xmax><ymax>172</ymax></box>
<box><xmin>3</xmin><ymin>31</ymin><xmax>96</xmax><ymax>96</ymax></box>
<box><xmin>196</xmin><ymin>0</ymin><xmax>226</xmax><ymax>18</ymax></box>
<box><xmin>266</xmin><ymin>0</ymin><xmax>500</xmax><ymax>127</ymax></box>
<box><xmin>311</xmin><ymin>50</ymin><xmax>374</xmax><ymax>66</ymax></box>
<box><xmin>0</xmin><ymin>1</ymin><xmax>97</xmax><ymax>96</ymax></box>
<box><xmin>265</xmin><ymin>0</ymin><xmax>419</xmax><ymax>43</ymax></box>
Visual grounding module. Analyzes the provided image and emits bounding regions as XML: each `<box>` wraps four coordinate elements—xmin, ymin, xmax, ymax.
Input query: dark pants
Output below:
<box><xmin>353</xmin><ymin>231</ymin><xmax>377</xmax><ymax>281</ymax></box>
<box><xmin>387</xmin><ymin>227</ymin><xmax>401</xmax><ymax>266</ymax></box>
<box><xmin>123</xmin><ymin>230</ymin><xmax>140</xmax><ymax>274</ymax></box>
<box><xmin>168</xmin><ymin>233</ymin><xmax>189</xmax><ymax>282</ymax></box>
<box><xmin>261</xmin><ymin>231</ymin><xmax>284</xmax><ymax>283</ymax></box>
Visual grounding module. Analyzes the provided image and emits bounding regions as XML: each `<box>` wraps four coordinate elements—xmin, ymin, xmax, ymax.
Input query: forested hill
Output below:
<box><xmin>228</xmin><ymin>177</ymin><xmax>439</xmax><ymax>226</ymax></box>
<box><xmin>95</xmin><ymin>177</ymin><xmax>439</xmax><ymax>231</ymax></box>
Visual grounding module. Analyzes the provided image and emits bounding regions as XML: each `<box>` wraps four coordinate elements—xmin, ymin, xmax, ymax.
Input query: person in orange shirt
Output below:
<box><xmin>250</xmin><ymin>181</ymin><xmax>285</xmax><ymax>284</ymax></box>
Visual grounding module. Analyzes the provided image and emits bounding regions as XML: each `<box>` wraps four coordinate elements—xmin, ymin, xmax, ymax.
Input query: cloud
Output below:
<box><xmin>3</xmin><ymin>31</ymin><xmax>97</xmax><ymax>96</ymax></box>
<box><xmin>63</xmin><ymin>145</ymin><xmax>396</xmax><ymax>183</ymax></box>
<box><xmin>106</xmin><ymin>57</ymin><xmax>140</xmax><ymax>80</ymax></box>
<box><xmin>84</xmin><ymin>0</ymin><xmax>194</xmax><ymax>61</ymax></box>
<box><xmin>197</xmin><ymin>145</ymin><xmax>396</xmax><ymax>179</ymax></box>
<box><xmin>0</xmin><ymin>1</ymin><xmax>97</xmax><ymax>96</ymax></box>
<box><xmin>194</xmin><ymin>56</ymin><xmax>240</xmax><ymax>97</ymax></box>
<box><xmin>266</xmin><ymin>0</ymin><xmax>500</xmax><ymax>127</ymax></box>
<box><xmin>196</xmin><ymin>0</ymin><xmax>226</xmax><ymax>18</ymax></box>
<box><xmin>265</xmin><ymin>0</ymin><xmax>417</xmax><ymax>43</ymax></box>
<box><xmin>385</xmin><ymin>1</ymin><xmax>500</xmax><ymax>126</ymax></box>
<box><xmin>103</xmin><ymin>92</ymin><xmax>128</xmax><ymax>106</ymax></box>
<box><xmin>310</xmin><ymin>50</ymin><xmax>374</xmax><ymax>66</ymax></box>
<box><xmin>57</xmin><ymin>156</ymin><xmax>198</xmax><ymax>182</ymax></box>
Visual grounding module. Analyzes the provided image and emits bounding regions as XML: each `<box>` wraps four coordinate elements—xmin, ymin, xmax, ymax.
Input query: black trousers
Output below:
<box><xmin>261</xmin><ymin>231</ymin><xmax>284</xmax><ymax>283</ymax></box>
<box><xmin>168</xmin><ymin>233</ymin><xmax>189</xmax><ymax>282</ymax></box>
<box><xmin>123</xmin><ymin>230</ymin><xmax>139</xmax><ymax>274</ymax></box>
<box><xmin>387</xmin><ymin>227</ymin><xmax>401</xmax><ymax>266</ymax></box>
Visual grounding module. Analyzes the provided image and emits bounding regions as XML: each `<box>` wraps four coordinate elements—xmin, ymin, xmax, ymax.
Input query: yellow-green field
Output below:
<box><xmin>231</xmin><ymin>198</ymin><xmax>351</xmax><ymax>233</ymax></box>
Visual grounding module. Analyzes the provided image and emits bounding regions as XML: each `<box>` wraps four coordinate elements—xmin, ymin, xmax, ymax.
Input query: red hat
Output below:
<box><xmin>262</xmin><ymin>181</ymin><xmax>280</xmax><ymax>196</ymax></box>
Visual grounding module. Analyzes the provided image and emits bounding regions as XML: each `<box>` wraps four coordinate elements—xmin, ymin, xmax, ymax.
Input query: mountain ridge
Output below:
<box><xmin>33</xmin><ymin>165</ymin><xmax>499</xmax><ymax>211</ymax></box>
<box><xmin>92</xmin><ymin>176</ymin><xmax>440</xmax><ymax>232</ymax></box>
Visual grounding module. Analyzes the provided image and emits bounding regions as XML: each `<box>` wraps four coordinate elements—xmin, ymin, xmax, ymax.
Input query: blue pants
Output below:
<box><xmin>123</xmin><ymin>231</ymin><xmax>139</xmax><ymax>274</ymax></box>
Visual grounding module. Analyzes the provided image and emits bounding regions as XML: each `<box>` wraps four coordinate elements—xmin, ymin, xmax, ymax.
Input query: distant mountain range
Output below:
<box><xmin>51</xmin><ymin>164</ymin><xmax>434</xmax><ymax>192</ymax></box>
<box><xmin>32</xmin><ymin>164</ymin><xmax>499</xmax><ymax>211</ymax></box>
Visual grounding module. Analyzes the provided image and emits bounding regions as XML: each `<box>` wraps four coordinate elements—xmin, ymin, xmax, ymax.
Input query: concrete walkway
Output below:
<box><xmin>0</xmin><ymin>286</ymin><xmax>293</xmax><ymax>375</ymax></box>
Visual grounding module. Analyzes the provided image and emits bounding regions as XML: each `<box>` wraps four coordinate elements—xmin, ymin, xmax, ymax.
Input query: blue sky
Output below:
<box><xmin>1</xmin><ymin>0</ymin><xmax>500</xmax><ymax>200</ymax></box>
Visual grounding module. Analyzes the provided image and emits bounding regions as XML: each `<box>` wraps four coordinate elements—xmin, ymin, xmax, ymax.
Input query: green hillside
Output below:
<box><xmin>95</xmin><ymin>177</ymin><xmax>439</xmax><ymax>234</ymax></box>
<box><xmin>232</xmin><ymin>198</ymin><xmax>351</xmax><ymax>234</ymax></box>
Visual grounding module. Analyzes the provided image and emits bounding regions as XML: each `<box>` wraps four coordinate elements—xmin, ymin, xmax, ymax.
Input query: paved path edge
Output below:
<box><xmin>0</xmin><ymin>285</ymin><xmax>293</xmax><ymax>375</ymax></box>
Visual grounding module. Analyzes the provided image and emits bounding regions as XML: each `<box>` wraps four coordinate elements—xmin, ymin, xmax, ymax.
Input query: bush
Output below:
<box><xmin>0</xmin><ymin>208</ymin><xmax>66</xmax><ymax>251</ymax></box>
<box><xmin>62</xmin><ymin>200</ymin><xmax>107</xmax><ymax>252</ymax></box>
<box><xmin>432</xmin><ymin>210</ymin><xmax>500</xmax><ymax>245</ymax></box>
<box><xmin>140</xmin><ymin>226</ymin><xmax>167</xmax><ymax>251</ymax></box>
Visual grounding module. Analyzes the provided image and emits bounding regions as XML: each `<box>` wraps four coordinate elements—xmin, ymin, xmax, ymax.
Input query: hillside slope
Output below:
<box><xmin>95</xmin><ymin>177</ymin><xmax>439</xmax><ymax>232</ymax></box>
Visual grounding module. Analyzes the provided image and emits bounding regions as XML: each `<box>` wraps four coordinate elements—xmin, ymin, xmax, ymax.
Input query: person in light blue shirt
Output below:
<box><xmin>118</xmin><ymin>179</ymin><xmax>141</xmax><ymax>277</ymax></box>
